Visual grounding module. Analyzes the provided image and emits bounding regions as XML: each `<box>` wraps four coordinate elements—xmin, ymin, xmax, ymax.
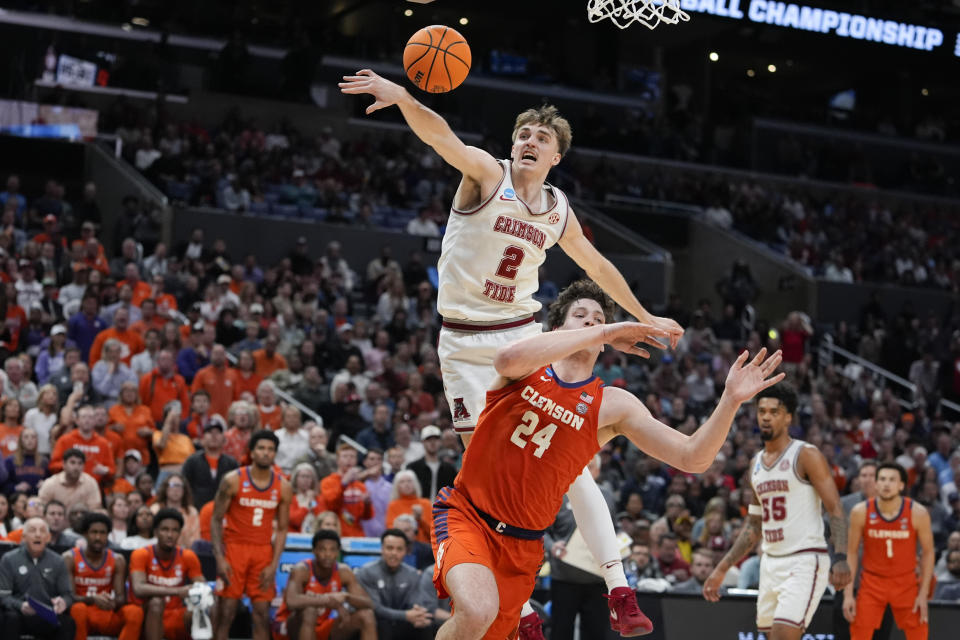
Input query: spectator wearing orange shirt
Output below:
<box><xmin>180</xmin><ymin>390</ymin><xmax>212</xmax><ymax>441</ymax></box>
<box><xmin>320</xmin><ymin>444</ymin><xmax>374</xmax><ymax>538</ymax></box>
<box><xmin>78</xmin><ymin>236</ymin><xmax>109</xmax><ymax>274</ymax></box>
<box><xmin>118</xmin><ymin>262</ymin><xmax>152</xmax><ymax>307</ymax></box>
<box><xmin>384</xmin><ymin>470</ymin><xmax>433</xmax><ymax>544</ymax></box>
<box><xmin>89</xmin><ymin>308</ymin><xmax>145</xmax><ymax>367</ymax></box>
<box><xmin>252</xmin><ymin>334</ymin><xmax>288</xmax><ymax>378</ymax></box>
<box><xmin>139</xmin><ymin>349</ymin><xmax>189</xmax><ymax>423</ymax></box>
<box><xmin>191</xmin><ymin>344</ymin><xmax>239</xmax><ymax>417</ymax></box>
<box><xmin>49</xmin><ymin>404</ymin><xmax>116</xmax><ymax>484</ymax></box>
<box><xmin>152</xmin><ymin>402</ymin><xmax>195</xmax><ymax>483</ymax></box>
<box><xmin>256</xmin><ymin>380</ymin><xmax>283</xmax><ymax>431</ymax></box>
<box><xmin>129</xmin><ymin>299</ymin><xmax>166</xmax><ymax>336</ymax></box>
<box><xmin>234</xmin><ymin>350</ymin><xmax>262</xmax><ymax>400</ymax></box>
<box><xmin>150</xmin><ymin>274</ymin><xmax>178</xmax><ymax>319</ymax></box>
<box><xmin>108</xmin><ymin>381</ymin><xmax>154</xmax><ymax>463</ymax></box>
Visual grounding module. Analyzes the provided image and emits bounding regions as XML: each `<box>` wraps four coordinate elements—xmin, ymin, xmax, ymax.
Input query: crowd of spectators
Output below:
<box><xmin>0</xmin><ymin>155</ymin><xmax>958</xmax><ymax>636</ymax></box>
<box><xmin>95</xmin><ymin>98</ymin><xmax>960</xmax><ymax>294</ymax></box>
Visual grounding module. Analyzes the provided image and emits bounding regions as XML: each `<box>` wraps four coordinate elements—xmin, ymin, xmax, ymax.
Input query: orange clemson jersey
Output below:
<box><xmin>862</xmin><ymin>497</ymin><xmax>918</xmax><ymax>578</ymax></box>
<box><xmin>275</xmin><ymin>561</ymin><xmax>341</xmax><ymax>626</ymax></box>
<box><xmin>71</xmin><ymin>548</ymin><xmax>118</xmax><ymax>597</ymax></box>
<box><xmin>456</xmin><ymin>366</ymin><xmax>603</xmax><ymax>531</ymax></box>
<box><xmin>225</xmin><ymin>466</ymin><xmax>282</xmax><ymax>545</ymax></box>
<box><xmin>129</xmin><ymin>545</ymin><xmax>203</xmax><ymax>608</ymax></box>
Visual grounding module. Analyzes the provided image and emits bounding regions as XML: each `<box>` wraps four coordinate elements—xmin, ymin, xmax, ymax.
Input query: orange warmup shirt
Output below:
<box><xmin>89</xmin><ymin>327</ymin><xmax>145</xmax><ymax>366</ymax></box>
<box><xmin>191</xmin><ymin>365</ymin><xmax>240</xmax><ymax>417</ymax></box>
<box><xmin>49</xmin><ymin>430</ymin><xmax>116</xmax><ymax>478</ymax></box>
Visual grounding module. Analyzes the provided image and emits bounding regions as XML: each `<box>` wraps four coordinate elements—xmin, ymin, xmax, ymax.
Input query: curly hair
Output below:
<box><xmin>512</xmin><ymin>105</ymin><xmax>573</xmax><ymax>157</ymax></box>
<box><xmin>546</xmin><ymin>279</ymin><xmax>615</xmax><ymax>330</ymax></box>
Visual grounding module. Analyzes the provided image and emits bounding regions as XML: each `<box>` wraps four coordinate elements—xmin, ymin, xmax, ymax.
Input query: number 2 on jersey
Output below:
<box><xmin>510</xmin><ymin>410</ymin><xmax>556</xmax><ymax>458</ymax></box>
<box><xmin>494</xmin><ymin>245</ymin><xmax>526</xmax><ymax>280</ymax></box>
<box><xmin>252</xmin><ymin>507</ymin><xmax>264</xmax><ymax>527</ymax></box>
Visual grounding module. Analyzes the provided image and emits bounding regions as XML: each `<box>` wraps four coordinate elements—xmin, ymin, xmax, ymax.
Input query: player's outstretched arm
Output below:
<box><xmin>913</xmin><ymin>503</ymin><xmax>934</xmax><ymax>623</ymax></box>
<box><xmin>492</xmin><ymin>321</ymin><xmax>670</xmax><ymax>383</ymax></box>
<box><xmin>799</xmin><ymin>446</ymin><xmax>851</xmax><ymax>590</ymax></box>
<box><xmin>842</xmin><ymin>502</ymin><xmax>866</xmax><ymax>623</ymax></box>
<box><xmin>338</xmin><ymin>69</ymin><xmax>501</xmax><ymax>183</ymax></box>
<box><xmin>558</xmin><ymin>213</ymin><xmax>683</xmax><ymax>348</ymax></box>
<box><xmin>600</xmin><ymin>349</ymin><xmax>783</xmax><ymax>473</ymax></box>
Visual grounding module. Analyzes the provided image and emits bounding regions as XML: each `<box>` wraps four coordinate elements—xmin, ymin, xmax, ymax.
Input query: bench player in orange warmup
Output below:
<box><xmin>211</xmin><ymin>429</ymin><xmax>292</xmax><ymax>640</ymax></box>
<box><xmin>66</xmin><ymin>512</ymin><xmax>144</xmax><ymax>640</ymax></box>
<box><xmin>430</xmin><ymin>280</ymin><xmax>784</xmax><ymax>640</ymax></box>
<box><xmin>843</xmin><ymin>462</ymin><xmax>935</xmax><ymax>640</ymax></box>
<box><xmin>129</xmin><ymin>508</ymin><xmax>207</xmax><ymax>640</ymax></box>
<box><xmin>273</xmin><ymin>529</ymin><xmax>376</xmax><ymax>640</ymax></box>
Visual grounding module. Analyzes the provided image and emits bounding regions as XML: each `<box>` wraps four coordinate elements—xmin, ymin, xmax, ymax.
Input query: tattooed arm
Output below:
<box><xmin>703</xmin><ymin>503</ymin><xmax>762</xmax><ymax>602</ymax></box>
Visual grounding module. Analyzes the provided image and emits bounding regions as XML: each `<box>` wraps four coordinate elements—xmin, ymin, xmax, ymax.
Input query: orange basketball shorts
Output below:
<box><xmin>218</xmin><ymin>541</ymin><xmax>275</xmax><ymax>602</ymax></box>
<box><xmin>272</xmin><ymin>615</ymin><xmax>335</xmax><ymax>640</ymax></box>
<box><xmin>162</xmin><ymin>606</ymin><xmax>190</xmax><ymax>640</ymax></box>
<box><xmin>851</xmin><ymin>572</ymin><xmax>927</xmax><ymax>639</ymax></box>
<box><xmin>431</xmin><ymin>487</ymin><xmax>544</xmax><ymax>640</ymax></box>
<box><xmin>70</xmin><ymin>602</ymin><xmax>144</xmax><ymax>640</ymax></box>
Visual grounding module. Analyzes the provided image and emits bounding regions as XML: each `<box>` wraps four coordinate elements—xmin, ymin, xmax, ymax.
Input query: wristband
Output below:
<box><xmin>747</xmin><ymin>503</ymin><xmax>762</xmax><ymax>516</ymax></box>
<box><xmin>832</xmin><ymin>553</ymin><xmax>847</xmax><ymax>563</ymax></box>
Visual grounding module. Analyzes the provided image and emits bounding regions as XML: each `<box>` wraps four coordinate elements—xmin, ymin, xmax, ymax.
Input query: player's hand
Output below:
<box><xmin>723</xmin><ymin>348</ymin><xmax>785</xmax><ymax>405</ymax></box>
<box><xmin>325</xmin><ymin>592</ymin><xmax>349</xmax><ymax>607</ymax></box>
<box><xmin>601</xmin><ymin>322</ymin><xmax>672</xmax><ymax>359</ymax></box>
<box><xmin>51</xmin><ymin>596</ymin><xmax>67</xmax><ymax>615</ymax></box>
<box><xmin>551</xmin><ymin>541</ymin><xmax>567</xmax><ymax>559</ymax></box>
<box><xmin>842</xmin><ymin>592</ymin><xmax>856</xmax><ymax>623</ymax></box>
<box><xmin>92</xmin><ymin>593</ymin><xmax>114</xmax><ymax>610</ymax></box>
<box><xmin>912</xmin><ymin>593</ymin><xmax>928</xmax><ymax>624</ymax></box>
<box><xmin>411</xmin><ymin>504</ymin><xmax>423</xmax><ymax>520</ymax></box>
<box><xmin>829</xmin><ymin>559</ymin><xmax>851</xmax><ymax>591</ymax></box>
<box><xmin>93</xmin><ymin>463</ymin><xmax>110</xmax><ymax>476</ymax></box>
<box><xmin>339</xmin><ymin>69</ymin><xmax>407</xmax><ymax>115</ymax></box>
<box><xmin>647</xmin><ymin>314</ymin><xmax>684</xmax><ymax>349</ymax></box>
<box><xmin>405</xmin><ymin>604</ymin><xmax>433</xmax><ymax>628</ymax></box>
<box><xmin>216</xmin><ymin>557</ymin><xmax>233</xmax><ymax>587</ymax></box>
<box><xmin>259</xmin><ymin>564</ymin><xmax>276</xmax><ymax>591</ymax></box>
<box><xmin>702</xmin><ymin>567</ymin><xmax>726</xmax><ymax>602</ymax></box>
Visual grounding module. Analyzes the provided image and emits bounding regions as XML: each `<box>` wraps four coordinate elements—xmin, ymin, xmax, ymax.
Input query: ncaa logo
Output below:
<box><xmin>779</xmin><ymin>460</ymin><xmax>790</xmax><ymax>471</ymax></box>
<box><xmin>502</xmin><ymin>188</ymin><xmax>516</xmax><ymax>200</ymax></box>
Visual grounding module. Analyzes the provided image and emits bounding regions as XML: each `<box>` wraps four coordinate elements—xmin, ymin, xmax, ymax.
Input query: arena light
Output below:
<box><xmin>459</xmin><ymin>17</ymin><xmax>469</xmax><ymax>25</ymax></box>
<box><xmin>921</xmin><ymin>87</ymin><xmax>929</xmax><ymax>96</ymax></box>
<box><xmin>404</xmin><ymin>9</ymin><xmax>413</xmax><ymax>16</ymax></box>
<box><xmin>767</xmin><ymin>63</ymin><xmax>777</xmax><ymax>72</ymax></box>
<box><xmin>131</xmin><ymin>17</ymin><xmax>149</xmax><ymax>27</ymax></box>
<box><xmin>747</xmin><ymin>68</ymin><xmax>756</xmax><ymax>77</ymax></box>
<box><xmin>709</xmin><ymin>51</ymin><xmax>719</xmax><ymax>61</ymax></box>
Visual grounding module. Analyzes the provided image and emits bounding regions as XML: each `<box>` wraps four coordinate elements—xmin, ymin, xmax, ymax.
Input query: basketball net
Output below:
<box><xmin>587</xmin><ymin>0</ymin><xmax>690</xmax><ymax>29</ymax></box>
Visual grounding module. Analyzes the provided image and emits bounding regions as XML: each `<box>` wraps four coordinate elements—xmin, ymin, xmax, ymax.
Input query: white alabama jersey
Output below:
<box><xmin>437</xmin><ymin>159</ymin><xmax>571</xmax><ymax>321</ymax></box>
<box><xmin>750</xmin><ymin>439</ymin><xmax>827</xmax><ymax>556</ymax></box>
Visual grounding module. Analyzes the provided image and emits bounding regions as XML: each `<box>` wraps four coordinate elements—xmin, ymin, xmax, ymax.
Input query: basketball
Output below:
<box><xmin>403</xmin><ymin>25</ymin><xmax>472</xmax><ymax>93</ymax></box>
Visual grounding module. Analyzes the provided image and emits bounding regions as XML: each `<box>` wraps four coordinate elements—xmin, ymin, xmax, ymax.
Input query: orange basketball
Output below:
<box><xmin>403</xmin><ymin>25</ymin><xmax>471</xmax><ymax>93</ymax></box>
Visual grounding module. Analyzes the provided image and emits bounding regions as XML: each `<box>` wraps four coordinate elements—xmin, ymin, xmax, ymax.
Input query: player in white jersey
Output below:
<box><xmin>340</xmin><ymin>70</ymin><xmax>682</xmax><ymax>637</ymax></box>
<box><xmin>702</xmin><ymin>383</ymin><xmax>852</xmax><ymax>640</ymax></box>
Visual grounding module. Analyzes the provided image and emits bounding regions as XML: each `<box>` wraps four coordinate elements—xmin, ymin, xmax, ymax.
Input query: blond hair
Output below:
<box><xmin>512</xmin><ymin>105</ymin><xmax>572</xmax><ymax>157</ymax></box>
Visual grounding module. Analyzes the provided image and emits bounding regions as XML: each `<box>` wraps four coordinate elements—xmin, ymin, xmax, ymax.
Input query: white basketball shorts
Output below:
<box><xmin>756</xmin><ymin>551</ymin><xmax>830</xmax><ymax>631</ymax></box>
<box><xmin>438</xmin><ymin>318</ymin><xmax>542</xmax><ymax>432</ymax></box>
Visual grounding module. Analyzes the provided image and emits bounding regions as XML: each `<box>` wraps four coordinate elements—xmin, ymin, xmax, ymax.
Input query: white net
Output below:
<box><xmin>587</xmin><ymin>0</ymin><xmax>690</xmax><ymax>29</ymax></box>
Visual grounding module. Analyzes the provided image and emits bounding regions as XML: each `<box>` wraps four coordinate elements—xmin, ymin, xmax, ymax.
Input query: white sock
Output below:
<box><xmin>567</xmin><ymin>467</ymin><xmax>629</xmax><ymax>591</ymax></box>
<box><xmin>521</xmin><ymin>601</ymin><xmax>535</xmax><ymax>617</ymax></box>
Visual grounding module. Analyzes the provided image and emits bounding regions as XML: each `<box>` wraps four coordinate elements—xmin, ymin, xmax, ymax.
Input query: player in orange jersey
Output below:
<box><xmin>129</xmin><ymin>508</ymin><xmax>207</xmax><ymax>640</ymax></box>
<box><xmin>273</xmin><ymin>529</ymin><xmax>376</xmax><ymax>640</ymax></box>
<box><xmin>430</xmin><ymin>280</ymin><xmax>784</xmax><ymax>640</ymax></box>
<box><xmin>65</xmin><ymin>512</ymin><xmax>144</xmax><ymax>640</ymax></box>
<box><xmin>843</xmin><ymin>462</ymin><xmax>935</xmax><ymax>640</ymax></box>
<box><xmin>211</xmin><ymin>429</ymin><xmax>292</xmax><ymax>640</ymax></box>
